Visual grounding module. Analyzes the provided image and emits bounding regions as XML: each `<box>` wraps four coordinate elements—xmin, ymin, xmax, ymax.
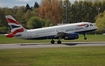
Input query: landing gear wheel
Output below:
<box><xmin>84</xmin><ymin>37</ymin><xmax>87</xmax><ymax>40</ymax></box>
<box><xmin>51</xmin><ymin>39</ymin><xmax>55</xmax><ymax>44</ymax></box>
<box><xmin>57</xmin><ymin>40</ymin><xmax>61</xmax><ymax>44</ymax></box>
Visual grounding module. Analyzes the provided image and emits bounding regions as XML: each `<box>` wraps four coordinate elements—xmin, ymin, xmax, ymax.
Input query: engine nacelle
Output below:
<box><xmin>64</xmin><ymin>33</ymin><xmax>79</xmax><ymax>40</ymax></box>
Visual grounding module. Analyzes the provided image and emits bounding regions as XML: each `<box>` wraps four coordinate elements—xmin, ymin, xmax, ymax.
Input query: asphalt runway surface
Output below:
<box><xmin>0</xmin><ymin>42</ymin><xmax>105</xmax><ymax>49</ymax></box>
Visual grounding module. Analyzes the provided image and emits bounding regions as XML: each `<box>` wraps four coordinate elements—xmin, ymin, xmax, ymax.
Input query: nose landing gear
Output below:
<box><xmin>83</xmin><ymin>33</ymin><xmax>87</xmax><ymax>40</ymax></box>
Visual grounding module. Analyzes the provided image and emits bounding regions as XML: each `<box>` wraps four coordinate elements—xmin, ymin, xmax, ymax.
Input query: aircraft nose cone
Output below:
<box><xmin>95</xmin><ymin>26</ymin><xmax>98</xmax><ymax>30</ymax></box>
<box><xmin>92</xmin><ymin>23</ymin><xmax>98</xmax><ymax>30</ymax></box>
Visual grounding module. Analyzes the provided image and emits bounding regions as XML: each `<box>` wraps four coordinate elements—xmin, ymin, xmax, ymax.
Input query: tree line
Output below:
<box><xmin>0</xmin><ymin>0</ymin><xmax>105</xmax><ymax>33</ymax></box>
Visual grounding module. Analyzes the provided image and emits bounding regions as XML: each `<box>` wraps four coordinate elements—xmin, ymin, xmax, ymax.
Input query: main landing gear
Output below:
<box><xmin>51</xmin><ymin>32</ymin><xmax>66</xmax><ymax>44</ymax></box>
<box><xmin>51</xmin><ymin>38</ymin><xmax>62</xmax><ymax>44</ymax></box>
<box><xmin>83</xmin><ymin>33</ymin><xmax>87</xmax><ymax>40</ymax></box>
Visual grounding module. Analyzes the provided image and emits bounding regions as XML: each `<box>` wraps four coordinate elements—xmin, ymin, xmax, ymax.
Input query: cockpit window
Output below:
<box><xmin>90</xmin><ymin>24</ymin><xmax>93</xmax><ymax>26</ymax></box>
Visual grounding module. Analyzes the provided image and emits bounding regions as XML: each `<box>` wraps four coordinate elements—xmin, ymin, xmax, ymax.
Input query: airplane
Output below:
<box><xmin>5</xmin><ymin>15</ymin><xmax>97</xmax><ymax>44</ymax></box>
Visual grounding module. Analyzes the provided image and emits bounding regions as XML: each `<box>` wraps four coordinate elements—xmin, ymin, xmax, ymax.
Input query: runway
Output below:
<box><xmin>0</xmin><ymin>42</ymin><xmax>105</xmax><ymax>49</ymax></box>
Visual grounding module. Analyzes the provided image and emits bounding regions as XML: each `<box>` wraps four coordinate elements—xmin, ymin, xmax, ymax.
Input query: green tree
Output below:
<box><xmin>92</xmin><ymin>0</ymin><xmax>102</xmax><ymax>23</ymax></box>
<box><xmin>26</xmin><ymin>4</ymin><xmax>32</xmax><ymax>11</ymax></box>
<box><xmin>40</xmin><ymin>18</ymin><xmax>52</xmax><ymax>27</ymax></box>
<box><xmin>71</xmin><ymin>1</ymin><xmax>78</xmax><ymax>23</ymax></box>
<box><xmin>82</xmin><ymin>1</ymin><xmax>92</xmax><ymax>22</ymax></box>
<box><xmin>62</xmin><ymin>0</ymin><xmax>72</xmax><ymax>23</ymax></box>
<box><xmin>2</xmin><ymin>7</ymin><xmax>14</xmax><ymax>15</ymax></box>
<box><xmin>34</xmin><ymin>2</ymin><xmax>39</xmax><ymax>8</ymax></box>
<box><xmin>12</xmin><ymin>6</ymin><xmax>18</xmax><ymax>15</ymax></box>
<box><xmin>0</xmin><ymin>26</ymin><xmax>9</xmax><ymax>34</ymax></box>
<box><xmin>40</xmin><ymin>18</ymin><xmax>46</xmax><ymax>27</ymax></box>
<box><xmin>0</xmin><ymin>8</ymin><xmax>7</xmax><ymax>27</ymax></box>
<box><xmin>22</xmin><ymin>7</ymin><xmax>38</xmax><ymax>28</ymax></box>
<box><xmin>27</xmin><ymin>17</ymin><xmax>42</xmax><ymax>29</ymax></box>
<box><xmin>102</xmin><ymin>1</ymin><xmax>105</xmax><ymax>12</ymax></box>
<box><xmin>21</xmin><ymin>10</ymin><xmax>31</xmax><ymax>27</ymax></box>
<box><xmin>15</xmin><ymin>6</ymin><xmax>26</xmax><ymax>25</ymax></box>
<box><xmin>45</xmin><ymin>19</ymin><xmax>52</xmax><ymax>27</ymax></box>
<box><xmin>96</xmin><ymin>11</ymin><xmax>105</xmax><ymax>33</ymax></box>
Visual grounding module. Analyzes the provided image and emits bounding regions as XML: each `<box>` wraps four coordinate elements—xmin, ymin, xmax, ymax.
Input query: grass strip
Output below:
<box><xmin>0</xmin><ymin>34</ymin><xmax>105</xmax><ymax>44</ymax></box>
<box><xmin>0</xmin><ymin>46</ymin><xmax>105</xmax><ymax>66</ymax></box>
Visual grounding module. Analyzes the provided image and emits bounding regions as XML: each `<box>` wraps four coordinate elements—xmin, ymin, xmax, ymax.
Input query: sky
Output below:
<box><xmin>0</xmin><ymin>0</ymin><xmax>77</xmax><ymax>8</ymax></box>
<box><xmin>0</xmin><ymin>0</ymin><xmax>41</xmax><ymax>8</ymax></box>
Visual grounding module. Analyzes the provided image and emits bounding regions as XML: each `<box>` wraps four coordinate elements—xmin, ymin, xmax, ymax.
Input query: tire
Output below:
<box><xmin>51</xmin><ymin>40</ymin><xmax>55</xmax><ymax>44</ymax></box>
<box><xmin>57</xmin><ymin>41</ymin><xmax>61</xmax><ymax>44</ymax></box>
<box><xmin>84</xmin><ymin>37</ymin><xmax>87</xmax><ymax>40</ymax></box>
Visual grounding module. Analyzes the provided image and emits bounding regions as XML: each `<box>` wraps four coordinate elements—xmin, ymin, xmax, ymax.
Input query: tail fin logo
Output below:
<box><xmin>5</xmin><ymin>15</ymin><xmax>25</xmax><ymax>38</ymax></box>
<box><xmin>6</xmin><ymin>18</ymin><xmax>19</xmax><ymax>24</ymax></box>
<box><xmin>6</xmin><ymin>28</ymin><xmax>24</xmax><ymax>38</ymax></box>
<box><xmin>78</xmin><ymin>24</ymin><xmax>89</xmax><ymax>27</ymax></box>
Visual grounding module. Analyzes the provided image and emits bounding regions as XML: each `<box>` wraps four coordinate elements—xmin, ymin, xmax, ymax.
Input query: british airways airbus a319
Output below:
<box><xmin>5</xmin><ymin>15</ymin><xmax>97</xmax><ymax>44</ymax></box>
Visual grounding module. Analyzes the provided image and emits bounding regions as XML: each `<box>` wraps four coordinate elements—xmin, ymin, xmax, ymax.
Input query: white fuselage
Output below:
<box><xmin>15</xmin><ymin>22</ymin><xmax>97</xmax><ymax>39</ymax></box>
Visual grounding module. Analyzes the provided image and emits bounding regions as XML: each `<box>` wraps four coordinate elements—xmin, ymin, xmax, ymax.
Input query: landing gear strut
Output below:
<box><xmin>83</xmin><ymin>33</ymin><xmax>87</xmax><ymax>40</ymax></box>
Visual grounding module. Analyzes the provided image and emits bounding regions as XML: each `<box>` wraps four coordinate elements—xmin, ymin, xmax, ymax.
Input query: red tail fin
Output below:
<box><xmin>5</xmin><ymin>15</ymin><xmax>25</xmax><ymax>38</ymax></box>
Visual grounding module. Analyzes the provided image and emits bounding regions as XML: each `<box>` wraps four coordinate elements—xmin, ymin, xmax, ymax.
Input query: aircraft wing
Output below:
<box><xmin>55</xmin><ymin>32</ymin><xmax>69</xmax><ymax>38</ymax></box>
<box><xmin>55</xmin><ymin>32</ymin><xmax>79</xmax><ymax>40</ymax></box>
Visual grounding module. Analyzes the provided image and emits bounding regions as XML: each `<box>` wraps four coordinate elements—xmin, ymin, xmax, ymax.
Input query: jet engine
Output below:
<box><xmin>64</xmin><ymin>33</ymin><xmax>79</xmax><ymax>40</ymax></box>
